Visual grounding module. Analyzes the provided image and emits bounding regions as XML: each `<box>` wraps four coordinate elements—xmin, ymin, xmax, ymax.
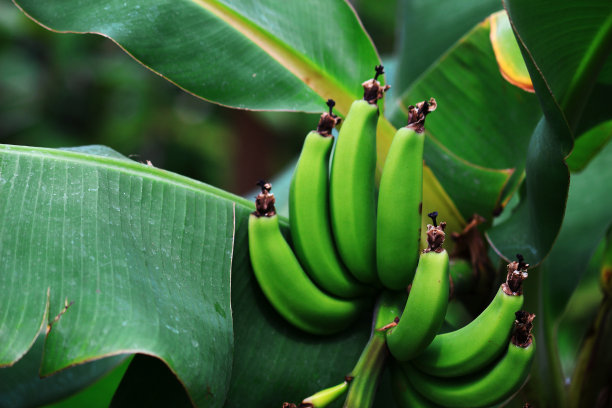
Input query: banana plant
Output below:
<box><xmin>1</xmin><ymin>0</ymin><xmax>611</xmax><ymax>407</ymax></box>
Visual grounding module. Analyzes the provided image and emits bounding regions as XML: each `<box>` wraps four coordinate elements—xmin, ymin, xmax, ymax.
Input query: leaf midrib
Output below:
<box><xmin>190</xmin><ymin>0</ymin><xmax>359</xmax><ymax>114</ymax></box>
<box><xmin>0</xmin><ymin>144</ymin><xmax>254</xmax><ymax>210</ymax></box>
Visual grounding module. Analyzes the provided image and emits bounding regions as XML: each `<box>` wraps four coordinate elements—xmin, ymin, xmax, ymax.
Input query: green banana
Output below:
<box><xmin>385</xmin><ymin>213</ymin><xmax>450</xmax><ymax>361</ymax></box>
<box><xmin>390</xmin><ymin>361</ymin><xmax>442</xmax><ymax>408</ymax></box>
<box><xmin>329</xmin><ymin>65</ymin><xmax>389</xmax><ymax>285</ymax></box>
<box><xmin>289</xmin><ymin>100</ymin><xmax>369</xmax><ymax>298</ymax></box>
<box><xmin>403</xmin><ymin>312</ymin><xmax>536</xmax><ymax>408</ymax></box>
<box><xmin>413</xmin><ymin>256</ymin><xmax>529</xmax><ymax>377</ymax></box>
<box><xmin>299</xmin><ymin>381</ymin><xmax>349</xmax><ymax>408</ymax></box>
<box><xmin>377</xmin><ymin>99</ymin><xmax>436</xmax><ymax>290</ymax></box>
<box><xmin>248</xmin><ymin>183</ymin><xmax>369</xmax><ymax>335</ymax></box>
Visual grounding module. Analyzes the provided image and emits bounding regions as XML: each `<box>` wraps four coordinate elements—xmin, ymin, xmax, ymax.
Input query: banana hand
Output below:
<box><xmin>248</xmin><ymin>183</ymin><xmax>369</xmax><ymax>335</ymax></box>
<box><xmin>404</xmin><ymin>312</ymin><xmax>536</xmax><ymax>408</ymax></box>
<box><xmin>413</xmin><ymin>256</ymin><xmax>529</xmax><ymax>377</ymax></box>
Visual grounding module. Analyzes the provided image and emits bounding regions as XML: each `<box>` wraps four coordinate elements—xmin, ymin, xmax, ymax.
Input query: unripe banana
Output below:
<box><xmin>248</xmin><ymin>183</ymin><xmax>369</xmax><ymax>335</ymax></box>
<box><xmin>329</xmin><ymin>66</ymin><xmax>389</xmax><ymax>285</ymax></box>
<box><xmin>377</xmin><ymin>99</ymin><xmax>436</xmax><ymax>290</ymax></box>
<box><xmin>413</xmin><ymin>256</ymin><xmax>529</xmax><ymax>377</ymax></box>
<box><xmin>403</xmin><ymin>312</ymin><xmax>536</xmax><ymax>408</ymax></box>
<box><xmin>289</xmin><ymin>100</ymin><xmax>369</xmax><ymax>298</ymax></box>
<box><xmin>389</xmin><ymin>361</ymin><xmax>442</xmax><ymax>408</ymax></box>
<box><xmin>385</xmin><ymin>213</ymin><xmax>450</xmax><ymax>361</ymax></box>
<box><xmin>299</xmin><ymin>381</ymin><xmax>349</xmax><ymax>408</ymax></box>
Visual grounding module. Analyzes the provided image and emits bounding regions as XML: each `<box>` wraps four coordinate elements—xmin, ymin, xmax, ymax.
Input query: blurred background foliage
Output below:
<box><xmin>0</xmin><ymin>0</ymin><xmax>396</xmax><ymax>198</ymax></box>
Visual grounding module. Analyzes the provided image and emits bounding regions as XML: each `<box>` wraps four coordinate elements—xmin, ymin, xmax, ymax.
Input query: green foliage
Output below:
<box><xmin>0</xmin><ymin>145</ymin><xmax>237</xmax><ymax>407</ymax></box>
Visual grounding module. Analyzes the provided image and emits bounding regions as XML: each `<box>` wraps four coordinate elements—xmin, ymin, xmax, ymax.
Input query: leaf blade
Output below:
<box><xmin>0</xmin><ymin>144</ymin><xmax>240</xmax><ymax>407</ymax></box>
<box><xmin>12</xmin><ymin>0</ymin><xmax>382</xmax><ymax>114</ymax></box>
<box><xmin>396</xmin><ymin>18</ymin><xmax>541</xmax><ymax>221</ymax></box>
<box><xmin>487</xmin><ymin>0</ymin><xmax>612</xmax><ymax>264</ymax></box>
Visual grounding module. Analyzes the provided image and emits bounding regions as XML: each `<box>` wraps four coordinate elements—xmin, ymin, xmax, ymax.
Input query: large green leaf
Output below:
<box><xmin>503</xmin><ymin>0</ymin><xmax>612</xmax><ymax>130</ymax></box>
<box><xmin>399</xmin><ymin>19</ymin><xmax>540</xmax><ymax>170</ymax></box>
<box><xmin>521</xmin><ymin>136</ymin><xmax>612</xmax><ymax>407</ymax></box>
<box><xmin>391</xmin><ymin>0</ymin><xmax>500</xmax><ymax>114</ymax></box>
<box><xmin>12</xmin><ymin>0</ymin><xmax>381</xmax><ymax>115</ymax></box>
<box><xmin>487</xmin><ymin>117</ymin><xmax>570</xmax><ymax>264</ymax></box>
<box><xmin>0</xmin><ymin>145</ymin><xmax>239</xmax><ymax>407</ymax></box>
<box><xmin>397</xmin><ymin>18</ymin><xmax>540</xmax><ymax>221</ymax></box>
<box><xmin>423</xmin><ymin>137</ymin><xmax>512</xmax><ymax>220</ymax></box>
<box><xmin>540</xmin><ymin>142</ymin><xmax>612</xmax><ymax>326</ymax></box>
<box><xmin>487</xmin><ymin>0</ymin><xmax>612</xmax><ymax>264</ymax></box>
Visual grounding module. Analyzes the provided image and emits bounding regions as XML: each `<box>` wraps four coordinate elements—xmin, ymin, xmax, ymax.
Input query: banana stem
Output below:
<box><xmin>342</xmin><ymin>291</ymin><xmax>403</xmax><ymax>408</ymax></box>
<box><xmin>342</xmin><ymin>333</ymin><xmax>387</xmax><ymax>408</ymax></box>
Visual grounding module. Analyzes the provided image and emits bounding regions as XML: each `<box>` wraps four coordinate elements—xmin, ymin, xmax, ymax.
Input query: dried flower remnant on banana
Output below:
<box><xmin>316</xmin><ymin>99</ymin><xmax>342</xmax><ymax>136</ymax></box>
<box><xmin>512</xmin><ymin>310</ymin><xmax>536</xmax><ymax>347</ymax></box>
<box><xmin>424</xmin><ymin>211</ymin><xmax>447</xmax><ymax>253</ymax></box>
<box><xmin>254</xmin><ymin>180</ymin><xmax>275</xmax><ymax>217</ymax></box>
<box><xmin>405</xmin><ymin>97</ymin><xmax>437</xmax><ymax>134</ymax></box>
<box><xmin>362</xmin><ymin>65</ymin><xmax>391</xmax><ymax>104</ymax></box>
<box><xmin>503</xmin><ymin>254</ymin><xmax>529</xmax><ymax>295</ymax></box>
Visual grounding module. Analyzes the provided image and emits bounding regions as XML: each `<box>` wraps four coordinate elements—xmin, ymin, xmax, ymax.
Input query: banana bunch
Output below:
<box><xmin>248</xmin><ymin>180</ymin><xmax>370</xmax><ymax>335</ymax></box>
<box><xmin>247</xmin><ymin>65</ymin><xmax>536</xmax><ymax>407</ymax></box>
<box><xmin>395</xmin><ymin>310</ymin><xmax>536</xmax><ymax>408</ymax></box>
<box><xmin>248</xmin><ymin>66</ymin><xmax>392</xmax><ymax>336</ymax></box>
<box><xmin>387</xmin><ymin>258</ymin><xmax>534</xmax><ymax>408</ymax></box>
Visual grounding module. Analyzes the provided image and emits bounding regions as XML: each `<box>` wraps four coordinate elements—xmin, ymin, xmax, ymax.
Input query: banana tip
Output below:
<box><xmin>424</xmin><ymin>220</ymin><xmax>446</xmax><ymax>253</ymax></box>
<box><xmin>317</xmin><ymin>100</ymin><xmax>341</xmax><ymax>136</ymax></box>
<box><xmin>362</xmin><ymin>65</ymin><xmax>390</xmax><ymax>104</ymax></box>
<box><xmin>503</xmin><ymin>256</ymin><xmax>529</xmax><ymax>295</ymax></box>
<box><xmin>512</xmin><ymin>311</ymin><xmax>535</xmax><ymax>347</ymax></box>
<box><xmin>254</xmin><ymin>181</ymin><xmax>276</xmax><ymax>217</ymax></box>
<box><xmin>406</xmin><ymin>98</ymin><xmax>437</xmax><ymax>133</ymax></box>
